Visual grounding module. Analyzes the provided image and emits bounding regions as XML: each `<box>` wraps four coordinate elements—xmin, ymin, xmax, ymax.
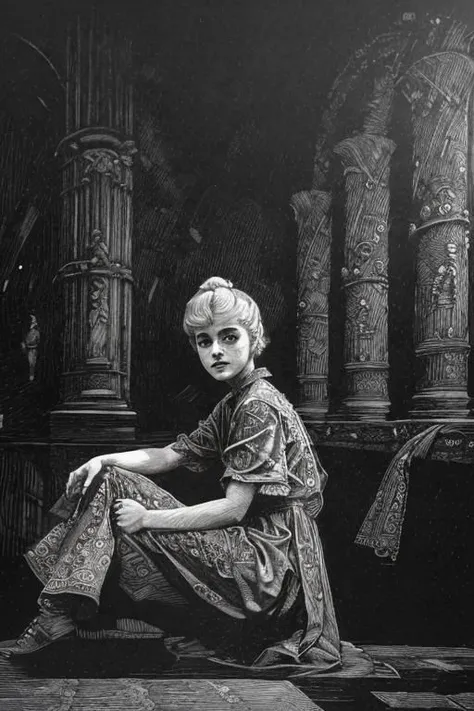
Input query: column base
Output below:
<box><xmin>50</xmin><ymin>404</ymin><xmax>137</xmax><ymax>442</ymax></box>
<box><xmin>335</xmin><ymin>397</ymin><xmax>390</xmax><ymax>422</ymax></box>
<box><xmin>410</xmin><ymin>388</ymin><xmax>471</xmax><ymax>419</ymax></box>
<box><xmin>296</xmin><ymin>402</ymin><xmax>329</xmax><ymax>423</ymax></box>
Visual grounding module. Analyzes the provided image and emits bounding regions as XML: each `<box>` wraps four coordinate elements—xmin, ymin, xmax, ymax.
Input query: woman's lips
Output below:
<box><xmin>212</xmin><ymin>362</ymin><xmax>229</xmax><ymax>368</ymax></box>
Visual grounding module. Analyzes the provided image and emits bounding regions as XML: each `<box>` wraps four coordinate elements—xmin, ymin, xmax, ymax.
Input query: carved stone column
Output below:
<box><xmin>50</xmin><ymin>19</ymin><xmax>137</xmax><ymax>440</ymax></box>
<box><xmin>291</xmin><ymin>190</ymin><xmax>331</xmax><ymax>420</ymax></box>
<box><xmin>334</xmin><ymin>76</ymin><xmax>395</xmax><ymax>420</ymax></box>
<box><xmin>402</xmin><ymin>52</ymin><xmax>472</xmax><ymax>418</ymax></box>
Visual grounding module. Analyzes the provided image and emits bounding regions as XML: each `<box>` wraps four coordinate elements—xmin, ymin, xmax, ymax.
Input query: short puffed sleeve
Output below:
<box><xmin>221</xmin><ymin>398</ymin><xmax>290</xmax><ymax>496</ymax></box>
<box><xmin>169</xmin><ymin>411</ymin><xmax>220</xmax><ymax>473</ymax></box>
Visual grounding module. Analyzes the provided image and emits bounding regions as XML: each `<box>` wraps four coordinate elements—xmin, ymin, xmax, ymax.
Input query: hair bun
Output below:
<box><xmin>198</xmin><ymin>277</ymin><xmax>234</xmax><ymax>292</ymax></box>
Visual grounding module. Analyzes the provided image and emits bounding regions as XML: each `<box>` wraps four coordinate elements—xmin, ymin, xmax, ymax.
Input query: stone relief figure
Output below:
<box><xmin>355</xmin><ymin>303</ymin><xmax>375</xmax><ymax>337</ymax></box>
<box><xmin>86</xmin><ymin>230</ymin><xmax>111</xmax><ymax>361</ymax></box>
<box><xmin>87</xmin><ymin>277</ymin><xmax>109</xmax><ymax>360</ymax></box>
<box><xmin>298</xmin><ymin>257</ymin><xmax>330</xmax><ymax>360</ymax></box>
<box><xmin>431</xmin><ymin>243</ymin><xmax>457</xmax><ymax>310</ymax></box>
<box><xmin>54</xmin><ymin>228</ymin><xmax>112</xmax><ymax>363</ymax></box>
<box><xmin>21</xmin><ymin>314</ymin><xmax>40</xmax><ymax>382</ymax></box>
<box><xmin>89</xmin><ymin>229</ymin><xmax>111</xmax><ymax>268</ymax></box>
<box><xmin>54</xmin><ymin>229</ymin><xmax>111</xmax><ymax>280</ymax></box>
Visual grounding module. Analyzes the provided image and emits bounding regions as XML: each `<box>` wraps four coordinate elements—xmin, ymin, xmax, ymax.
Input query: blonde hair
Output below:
<box><xmin>183</xmin><ymin>277</ymin><xmax>268</xmax><ymax>357</ymax></box>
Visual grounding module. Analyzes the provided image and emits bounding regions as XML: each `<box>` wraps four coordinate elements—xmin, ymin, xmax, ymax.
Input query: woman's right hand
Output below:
<box><xmin>66</xmin><ymin>456</ymin><xmax>104</xmax><ymax>498</ymax></box>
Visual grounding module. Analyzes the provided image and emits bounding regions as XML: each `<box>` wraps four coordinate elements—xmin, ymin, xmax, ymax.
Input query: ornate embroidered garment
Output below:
<box><xmin>25</xmin><ymin>368</ymin><xmax>340</xmax><ymax>670</ymax></box>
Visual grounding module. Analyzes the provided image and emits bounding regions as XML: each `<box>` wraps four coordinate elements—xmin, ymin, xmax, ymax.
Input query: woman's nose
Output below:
<box><xmin>211</xmin><ymin>340</ymin><xmax>223</xmax><ymax>357</ymax></box>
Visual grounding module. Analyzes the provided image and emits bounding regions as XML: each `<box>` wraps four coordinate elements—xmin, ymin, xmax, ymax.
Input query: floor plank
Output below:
<box><xmin>371</xmin><ymin>691</ymin><xmax>461</xmax><ymax>709</ymax></box>
<box><xmin>448</xmin><ymin>694</ymin><xmax>474</xmax><ymax>710</ymax></box>
<box><xmin>0</xmin><ymin>677</ymin><xmax>323</xmax><ymax>711</ymax></box>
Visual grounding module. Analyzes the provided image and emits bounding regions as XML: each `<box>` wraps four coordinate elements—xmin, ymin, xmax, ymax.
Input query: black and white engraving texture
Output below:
<box><xmin>2</xmin><ymin>0</ymin><xmax>474</xmax><ymax>709</ymax></box>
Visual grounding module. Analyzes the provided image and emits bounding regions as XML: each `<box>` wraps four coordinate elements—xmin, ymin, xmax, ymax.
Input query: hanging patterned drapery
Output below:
<box><xmin>50</xmin><ymin>18</ymin><xmax>137</xmax><ymax>441</ymax></box>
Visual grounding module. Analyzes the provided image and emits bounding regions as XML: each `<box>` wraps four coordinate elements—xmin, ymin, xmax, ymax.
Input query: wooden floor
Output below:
<box><xmin>2</xmin><ymin>642</ymin><xmax>474</xmax><ymax>710</ymax></box>
<box><xmin>298</xmin><ymin>645</ymin><xmax>474</xmax><ymax>710</ymax></box>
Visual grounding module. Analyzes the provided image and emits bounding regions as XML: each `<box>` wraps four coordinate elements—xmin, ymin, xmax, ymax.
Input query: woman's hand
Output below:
<box><xmin>114</xmin><ymin>499</ymin><xmax>149</xmax><ymax>534</ymax></box>
<box><xmin>66</xmin><ymin>456</ymin><xmax>104</xmax><ymax>498</ymax></box>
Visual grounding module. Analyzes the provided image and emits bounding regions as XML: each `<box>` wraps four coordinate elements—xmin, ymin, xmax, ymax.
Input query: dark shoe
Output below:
<box><xmin>0</xmin><ymin>611</ymin><xmax>75</xmax><ymax>657</ymax></box>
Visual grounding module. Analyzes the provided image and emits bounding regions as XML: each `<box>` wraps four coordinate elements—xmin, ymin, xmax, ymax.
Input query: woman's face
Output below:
<box><xmin>195</xmin><ymin>315</ymin><xmax>254</xmax><ymax>383</ymax></box>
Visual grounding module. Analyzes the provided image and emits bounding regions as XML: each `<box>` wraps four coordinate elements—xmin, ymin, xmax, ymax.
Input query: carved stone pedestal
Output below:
<box><xmin>409</xmin><ymin>339</ymin><xmax>471</xmax><ymax>419</ymax></box>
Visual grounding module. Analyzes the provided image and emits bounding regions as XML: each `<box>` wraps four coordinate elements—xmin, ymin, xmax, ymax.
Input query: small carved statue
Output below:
<box><xmin>89</xmin><ymin>229</ymin><xmax>110</xmax><ymax>268</ymax></box>
<box><xmin>87</xmin><ymin>277</ymin><xmax>109</xmax><ymax>360</ymax></box>
<box><xmin>298</xmin><ymin>257</ymin><xmax>330</xmax><ymax>359</ymax></box>
<box><xmin>86</xmin><ymin>230</ymin><xmax>111</xmax><ymax>360</ymax></box>
<box><xmin>21</xmin><ymin>314</ymin><xmax>40</xmax><ymax>382</ymax></box>
<box><xmin>54</xmin><ymin>229</ymin><xmax>111</xmax><ymax>281</ymax></box>
<box><xmin>431</xmin><ymin>243</ymin><xmax>457</xmax><ymax>309</ymax></box>
<box><xmin>356</xmin><ymin>305</ymin><xmax>375</xmax><ymax>336</ymax></box>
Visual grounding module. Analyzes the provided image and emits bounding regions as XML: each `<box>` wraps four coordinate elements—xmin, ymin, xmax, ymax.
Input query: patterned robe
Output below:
<box><xmin>25</xmin><ymin>368</ymin><xmax>341</xmax><ymax>669</ymax></box>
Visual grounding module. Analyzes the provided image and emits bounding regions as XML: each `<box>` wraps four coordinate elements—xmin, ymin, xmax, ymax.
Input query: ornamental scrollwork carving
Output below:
<box><xmin>444</xmin><ymin>352</ymin><xmax>467</xmax><ymax>383</ymax></box>
<box><xmin>81</xmin><ymin>142</ymin><xmax>136</xmax><ymax>189</ymax></box>
<box><xmin>352</xmin><ymin>370</ymin><xmax>388</xmax><ymax>397</ymax></box>
<box><xmin>409</xmin><ymin>169</ymin><xmax>469</xmax><ymax>236</ymax></box>
<box><xmin>85</xmin><ymin>373</ymin><xmax>111</xmax><ymax>390</ymax></box>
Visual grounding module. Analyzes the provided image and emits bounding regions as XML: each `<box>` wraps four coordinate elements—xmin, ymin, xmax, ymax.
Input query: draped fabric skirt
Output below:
<box><xmin>25</xmin><ymin>467</ymin><xmax>341</xmax><ymax>670</ymax></box>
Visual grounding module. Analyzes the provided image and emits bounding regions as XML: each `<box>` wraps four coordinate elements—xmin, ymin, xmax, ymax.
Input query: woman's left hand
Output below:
<box><xmin>114</xmin><ymin>499</ymin><xmax>148</xmax><ymax>534</ymax></box>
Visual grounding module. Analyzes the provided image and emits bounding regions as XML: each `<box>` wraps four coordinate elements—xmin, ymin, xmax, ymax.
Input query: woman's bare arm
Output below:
<box><xmin>100</xmin><ymin>446</ymin><xmax>184</xmax><ymax>475</ymax></box>
<box><xmin>116</xmin><ymin>480</ymin><xmax>256</xmax><ymax>533</ymax></box>
<box><xmin>67</xmin><ymin>446</ymin><xmax>185</xmax><ymax>496</ymax></box>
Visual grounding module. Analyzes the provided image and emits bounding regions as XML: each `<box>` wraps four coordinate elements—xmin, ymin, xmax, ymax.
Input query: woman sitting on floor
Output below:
<box><xmin>1</xmin><ymin>277</ymin><xmax>341</xmax><ymax>672</ymax></box>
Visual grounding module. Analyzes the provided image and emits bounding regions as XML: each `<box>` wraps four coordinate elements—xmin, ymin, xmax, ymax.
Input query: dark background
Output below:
<box><xmin>0</xmin><ymin>0</ymin><xmax>474</xmax><ymax>647</ymax></box>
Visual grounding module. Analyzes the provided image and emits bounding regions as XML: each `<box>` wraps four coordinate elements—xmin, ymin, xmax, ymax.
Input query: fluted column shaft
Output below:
<box><xmin>402</xmin><ymin>51</ymin><xmax>472</xmax><ymax>417</ymax></box>
<box><xmin>292</xmin><ymin>190</ymin><xmax>332</xmax><ymax>420</ymax></box>
<box><xmin>333</xmin><ymin>75</ymin><xmax>396</xmax><ymax>421</ymax></box>
<box><xmin>334</xmin><ymin>134</ymin><xmax>395</xmax><ymax>420</ymax></box>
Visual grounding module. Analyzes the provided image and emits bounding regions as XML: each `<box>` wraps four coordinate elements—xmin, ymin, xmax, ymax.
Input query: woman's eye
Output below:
<box><xmin>197</xmin><ymin>339</ymin><xmax>211</xmax><ymax>348</ymax></box>
<box><xmin>223</xmin><ymin>334</ymin><xmax>238</xmax><ymax>343</ymax></box>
